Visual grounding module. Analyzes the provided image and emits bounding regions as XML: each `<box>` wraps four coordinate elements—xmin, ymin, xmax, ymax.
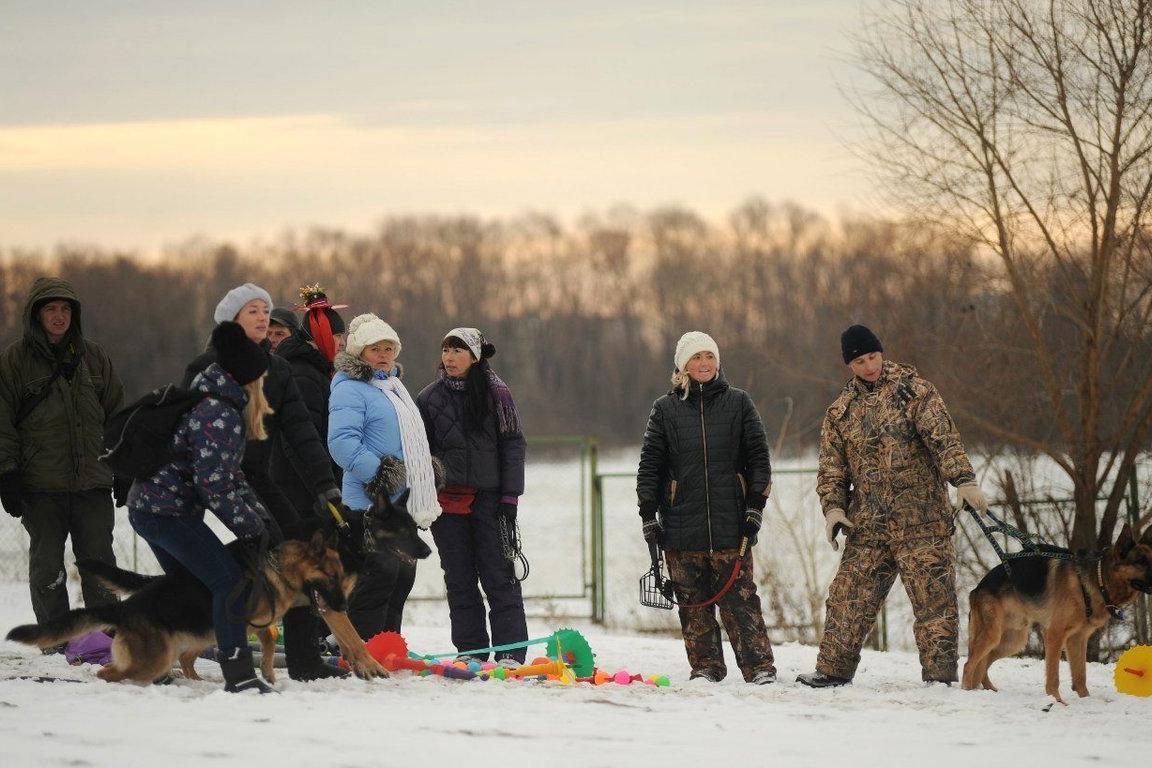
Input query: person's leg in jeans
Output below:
<box><xmin>128</xmin><ymin>511</ymin><xmax>248</xmax><ymax>654</ymax></box>
<box><xmin>471</xmin><ymin>492</ymin><xmax>528</xmax><ymax>663</ymax></box>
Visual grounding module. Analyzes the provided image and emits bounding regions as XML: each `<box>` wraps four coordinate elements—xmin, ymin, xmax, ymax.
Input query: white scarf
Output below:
<box><xmin>370</xmin><ymin>373</ymin><xmax>441</xmax><ymax>528</ymax></box>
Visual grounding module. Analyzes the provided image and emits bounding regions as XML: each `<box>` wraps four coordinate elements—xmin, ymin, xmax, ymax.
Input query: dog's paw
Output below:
<box><xmin>349</xmin><ymin>653</ymin><xmax>389</xmax><ymax>680</ymax></box>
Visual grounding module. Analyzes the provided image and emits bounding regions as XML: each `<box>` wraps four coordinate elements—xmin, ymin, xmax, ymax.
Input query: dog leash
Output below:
<box><xmin>641</xmin><ymin>538</ymin><xmax>748</xmax><ymax>610</ymax></box>
<box><xmin>966</xmin><ymin>504</ymin><xmax>1121</xmax><ymax>620</ymax></box>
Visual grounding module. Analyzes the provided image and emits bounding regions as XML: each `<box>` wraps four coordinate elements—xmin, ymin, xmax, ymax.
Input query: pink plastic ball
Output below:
<box><xmin>613</xmin><ymin>670</ymin><xmax>632</xmax><ymax>685</ymax></box>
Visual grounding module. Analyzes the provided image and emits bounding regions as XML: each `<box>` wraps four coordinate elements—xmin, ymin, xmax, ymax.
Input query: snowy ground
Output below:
<box><xmin>1</xmin><ymin>453</ymin><xmax>1150</xmax><ymax>766</ymax></box>
<box><xmin>2</xmin><ymin>579</ymin><xmax>1150</xmax><ymax>768</ymax></box>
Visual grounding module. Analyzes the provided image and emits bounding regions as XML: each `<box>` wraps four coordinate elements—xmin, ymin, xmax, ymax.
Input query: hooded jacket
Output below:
<box><xmin>816</xmin><ymin>360</ymin><xmax>976</xmax><ymax>544</ymax></box>
<box><xmin>328</xmin><ymin>352</ymin><xmax>406</xmax><ymax>511</ymax></box>
<box><xmin>182</xmin><ymin>337</ymin><xmax>337</xmax><ymax>515</ymax></box>
<box><xmin>127</xmin><ymin>363</ymin><xmax>266</xmax><ymax>539</ymax></box>
<box><xmin>636</xmin><ymin>370</ymin><xmax>771</xmax><ymax>552</ymax></box>
<box><xmin>0</xmin><ymin>277</ymin><xmax>124</xmax><ymax>492</ymax></box>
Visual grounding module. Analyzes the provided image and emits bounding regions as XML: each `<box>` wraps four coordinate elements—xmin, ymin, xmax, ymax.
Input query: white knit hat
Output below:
<box><xmin>674</xmin><ymin>331</ymin><xmax>720</xmax><ymax>372</ymax></box>
<box><xmin>213</xmin><ymin>282</ymin><xmax>273</xmax><ymax>324</ymax></box>
<box><xmin>443</xmin><ymin>327</ymin><xmax>484</xmax><ymax>360</ymax></box>
<box><xmin>345</xmin><ymin>313</ymin><xmax>401</xmax><ymax>358</ymax></box>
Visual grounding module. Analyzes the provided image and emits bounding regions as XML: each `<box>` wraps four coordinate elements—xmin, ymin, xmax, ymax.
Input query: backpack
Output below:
<box><xmin>99</xmin><ymin>384</ymin><xmax>214</xmax><ymax>480</ymax></box>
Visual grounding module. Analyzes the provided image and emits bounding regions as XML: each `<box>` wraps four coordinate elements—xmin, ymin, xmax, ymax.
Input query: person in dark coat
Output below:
<box><xmin>636</xmin><ymin>331</ymin><xmax>777</xmax><ymax>684</ymax></box>
<box><xmin>267</xmin><ymin>307</ymin><xmax>300</xmax><ymax>353</ymax></box>
<box><xmin>129</xmin><ymin>321</ymin><xmax>274</xmax><ymax>693</ymax></box>
<box><xmin>0</xmin><ymin>277</ymin><xmax>125</xmax><ymax>632</ymax></box>
<box><xmin>182</xmin><ymin>282</ymin><xmax>345</xmax><ymax>681</ymax></box>
<box><xmin>416</xmin><ymin>328</ymin><xmax>528</xmax><ymax>665</ymax></box>
<box><xmin>270</xmin><ymin>301</ymin><xmax>345</xmax><ymax>519</ymax></box>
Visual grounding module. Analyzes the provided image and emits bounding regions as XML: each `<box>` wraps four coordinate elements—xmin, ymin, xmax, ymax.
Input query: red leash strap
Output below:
<box><xmin>674</xmin><ymin>537</ymin><xmax>749</xmax><ymax>609</ymax></box>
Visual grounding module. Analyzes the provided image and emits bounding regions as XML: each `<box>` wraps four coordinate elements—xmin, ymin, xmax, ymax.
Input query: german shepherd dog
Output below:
<box><xmin>5</xmin><ymin>489</ymin><xmax>431</xmax><ymax>686</ymax></box>
<box><xmin>961</xmin><ymin>523</ymin><xmax>1152</xmax><ymax>703</ymax></box>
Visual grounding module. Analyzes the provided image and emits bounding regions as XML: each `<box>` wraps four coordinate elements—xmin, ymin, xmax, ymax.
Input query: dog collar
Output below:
<box><xmin>1096</xmin><ymin>558</ymin><xmax>1125</xmax><ymax>621</ymax></box>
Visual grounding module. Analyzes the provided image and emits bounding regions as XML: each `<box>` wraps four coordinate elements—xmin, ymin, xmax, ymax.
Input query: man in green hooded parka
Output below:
<box><xmin>0</xmin><ymin>277</ymin><xmax>124</xmax><ymax>628</ymax></box>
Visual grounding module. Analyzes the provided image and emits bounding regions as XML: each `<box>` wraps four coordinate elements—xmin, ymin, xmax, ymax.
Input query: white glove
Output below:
<box><xmin>824</xmin><ymin>509</ymin><xmax>853</xmax><ymax>551</ymax></box>
<box><xmin>957</xmin><ymin>483</ymin><xmax>988</xmax><ymax>513</ymax></box>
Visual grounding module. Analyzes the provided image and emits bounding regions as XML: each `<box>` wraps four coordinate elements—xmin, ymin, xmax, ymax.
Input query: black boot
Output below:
<box><xmin>796</xmin><ymin>671</ymin><xmax>851</xmax><ymax>688</ymax></box>
<box><xmin>217</xmin><ymin>648</ymin><xmax>276</xmax><ymax>694</ymax></box>
<box><xmin>283</xmin><ymin>606</ymin><xmax>349</xmax><ymax>682</ymax></box>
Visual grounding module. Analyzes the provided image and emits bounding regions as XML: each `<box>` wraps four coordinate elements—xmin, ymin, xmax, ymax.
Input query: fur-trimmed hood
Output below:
<box><xmin>333</xmin><ymin>350</ymin><xmax>403</xmax><ymax>382</ymax></box>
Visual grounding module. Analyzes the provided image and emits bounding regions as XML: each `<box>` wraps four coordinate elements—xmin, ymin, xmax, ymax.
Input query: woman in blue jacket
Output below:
<box><xmin>328</xmin><ymin>314</ymin><xmax>439</xmax><ymax>639</ymax></box>
<box><xmin>128</xmin><ymin>322</ymin><xmax>274</xmax><ymax>693</ymax></box>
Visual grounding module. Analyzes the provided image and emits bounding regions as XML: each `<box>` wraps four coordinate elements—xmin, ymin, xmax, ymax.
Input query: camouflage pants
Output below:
<box><xmin>816</xmin><ymin>536</ymin><xmax>958</xmax><ymax>682</ymax></box>
<box><xmin>665</xmin><ymin>548</ymin><xmax>776</xmax><ymax>681</ymax></box>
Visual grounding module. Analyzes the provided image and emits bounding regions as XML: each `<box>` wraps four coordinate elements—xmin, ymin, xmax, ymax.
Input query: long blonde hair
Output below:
<box><xmin>671</xmin><ymin>370</ymin><xmax>691</xmax><ymax>400</ymax></box>
<box><xmin>243</xmin><ymin>374</ymin><xmax>274</xmax><ymax>440</ymax></box>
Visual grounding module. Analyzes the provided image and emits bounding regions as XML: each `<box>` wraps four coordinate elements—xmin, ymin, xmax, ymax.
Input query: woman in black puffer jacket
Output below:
<box><xmin>636</xmin><ymin>331</ymin><xmax>777</xmax><ymax>685</ymax></box>
<box><xmin>417</xmin><ymin>328</ymin><xmax>528</xmax><ymax>665</ymax></box>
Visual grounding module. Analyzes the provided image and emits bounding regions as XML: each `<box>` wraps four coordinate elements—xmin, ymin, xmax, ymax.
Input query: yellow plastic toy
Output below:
<box><xmin>1114</xmin><ymin>645</ymin><xmax>1152</xmax><ymax>697</ymax></box>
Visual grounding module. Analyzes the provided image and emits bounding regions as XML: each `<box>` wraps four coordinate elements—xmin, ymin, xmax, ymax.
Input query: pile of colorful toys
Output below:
<box><xmin>361</xmin><ymin>627</ymin><xmax>670</xmax><ymax>687</ymax></box>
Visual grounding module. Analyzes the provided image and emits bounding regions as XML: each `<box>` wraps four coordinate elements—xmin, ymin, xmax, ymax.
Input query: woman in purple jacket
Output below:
<box><xmin>127</xmin><ymin>322</ymin><xmax>275</xmax><ymax>693</ymax></box>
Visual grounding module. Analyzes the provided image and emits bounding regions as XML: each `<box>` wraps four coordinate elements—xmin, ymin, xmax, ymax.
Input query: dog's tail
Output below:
<box><xmin>76</xmin><ymin>558</ymin><xmax>157</xmax><ymax>596</ymax></box>
<box><xmin>6</xmin><ymin>603</ymin><xmax>121</xmax><ymax>649</ymax></box>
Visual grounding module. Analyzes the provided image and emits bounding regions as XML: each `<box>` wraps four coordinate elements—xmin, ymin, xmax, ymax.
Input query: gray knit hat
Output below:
<box><xmin>213</xmin><ymin>283</ymin><xmax>273</xmax><ymax>324</ymax></box>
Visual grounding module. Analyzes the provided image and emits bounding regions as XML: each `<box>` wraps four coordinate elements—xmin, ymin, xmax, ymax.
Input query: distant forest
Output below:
<box><xmin>0</xmin><ymin>199</ymin><xmax>1128</xmax><ymax>454</ymax></box>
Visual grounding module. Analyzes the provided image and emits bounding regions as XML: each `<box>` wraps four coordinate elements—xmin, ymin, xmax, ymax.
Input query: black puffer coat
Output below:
<box><xmin>416</xmin><ymin>376</ymin><xmax>526</xmax><ymax>498</ymax></box>
<box><xmin>636</xmin><ymin>371</ymin><xmax>771</xmax><ymax>552</ymax></box>
<box><xmin>183</xmin><ymin>340</ymin><xmax>337</xmax><ymax>533</ymax></box>
<box><xmin>269</xmin><ymin>333</ymin><xmax>342</xmax><ymax>513</ymax></box>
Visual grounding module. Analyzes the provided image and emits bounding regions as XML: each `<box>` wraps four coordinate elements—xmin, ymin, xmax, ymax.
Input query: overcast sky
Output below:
<box><xmin>0</xmin><ymin>0</ymin><xmax>874</xmax><ymax>254</ymax></box>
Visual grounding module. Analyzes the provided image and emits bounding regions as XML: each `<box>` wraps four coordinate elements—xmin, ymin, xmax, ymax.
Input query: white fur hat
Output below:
<box><xmin>345</xmin><ymin>313</ymin><xmax>401</xmax><ymax>358</ymax></box>
<box><xmin>674</xmin><ymin>331</ymin><xmax>720</xmax><ymax>372</ymax></box>
<box><xmin>213</xmin><ymin>283</ymin><xmax>273</xmax><ymax>324</ymax></box>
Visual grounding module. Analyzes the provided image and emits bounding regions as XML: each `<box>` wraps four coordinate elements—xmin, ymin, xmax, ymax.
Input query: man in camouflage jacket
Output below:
<box><xmin>797</xmin><ymin>325</ymin><xmax>987</xmax><ymax>687</ymax></box>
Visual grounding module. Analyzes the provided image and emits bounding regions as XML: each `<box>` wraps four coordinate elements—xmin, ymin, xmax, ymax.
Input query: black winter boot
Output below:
<box><xmin>217</xmin><ymin>648</ymin><xmax>277</xmax><ymax>694</ymax></box>
<box><xmin>283</xmin><ymin>606</ymin><xmax>349</xmax><ymax>682</ymax></box>
<box><xmin>796</xmin><ymin>671</ymin><xmax>850</xmax><ymax>688</ymax></box>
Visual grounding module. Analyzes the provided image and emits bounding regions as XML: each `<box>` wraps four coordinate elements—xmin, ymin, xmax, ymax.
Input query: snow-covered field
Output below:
<box><xmin>2</xmin><ymin>579</ymin><xmax>1149</xmax><ymax>768</ymax></box>
<box><xmin>1</xmin><ymin>452</ymin><xmax>1150</xmax><ymax>767</ymax></box>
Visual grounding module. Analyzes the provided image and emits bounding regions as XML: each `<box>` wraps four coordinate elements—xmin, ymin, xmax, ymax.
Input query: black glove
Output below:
<box><xmin>313</xmin><ymin>486</ymin><xmax>345</xmax><ymax>533</ymax></box>
<box><xmin>234</xmin><ymin>531</ymin><xmax>269</xmax><ymax>573</ymax></box>
<box><xmin>112</xmin><ymin>475</ymin><xmax>133</xmax><ymax>508</ymax></box>
<box><xmin>0</xmin><ymin>472</ymin><xmax>26</xmax><ymax>519</ymax></box>
<box><xmin>741</xmin><ymin>507</ymin><xmax>763</xmax><ymax>541</ymax></box>
<box><xmin>641</xmin><ymin>517</ymin><xmax>663</xmax><ymax>544</ymax></box>
<box><xmin>498</xmin><ymin>502</ymin><xmax>517</xmax><ymax>525</ymax></box>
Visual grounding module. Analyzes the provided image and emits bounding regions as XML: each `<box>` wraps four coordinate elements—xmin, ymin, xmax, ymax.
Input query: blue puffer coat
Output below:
<box><xmin>127</xmin><ymin>363</ymin><xmax>267</xmax><ymax>540</ymax></box>
<box><xmin>328</xmin><ymin>352</ymin><xmax>405</xmax><ymax>511</ymax></box>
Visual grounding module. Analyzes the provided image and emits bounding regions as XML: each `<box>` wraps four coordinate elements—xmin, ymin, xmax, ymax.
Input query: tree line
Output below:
<box><xmin>4</xmin><ymin>198</ymin><xmax>1131</xmax><ymax>467</ymax></box>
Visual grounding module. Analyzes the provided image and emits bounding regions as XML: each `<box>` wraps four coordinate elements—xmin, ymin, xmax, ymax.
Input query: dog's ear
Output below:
<box><xmin>1117</xmin><ymin>522</ymin><xmax>1136</xmax><ymax>556</ymax></box>
<box><xmin>395</xmin><ymin>488</ymin><xmax>410</xmax><ymax>512</ymax></box>
<box><xmin>308</xmin><ymin>529</ymin><xmax>327</xmax><ymax>556</ymax></box>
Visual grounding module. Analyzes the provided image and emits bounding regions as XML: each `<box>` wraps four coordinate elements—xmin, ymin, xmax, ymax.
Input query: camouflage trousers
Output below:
<box><xmin>816</xmin><ymin>536</ymin><xmax>958</xmax><ymax>682</ymax></box>
<box><xmin>665</xmin><ymin>548</ymin><xmax>776</xmax><ymax>681</ymax></box>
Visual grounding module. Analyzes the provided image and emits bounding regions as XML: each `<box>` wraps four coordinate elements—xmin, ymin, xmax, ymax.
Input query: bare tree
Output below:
<box><xmin>854</xmin><ymin>0</ymin><xmax>1152</xmax><ymax>549</ymax></box>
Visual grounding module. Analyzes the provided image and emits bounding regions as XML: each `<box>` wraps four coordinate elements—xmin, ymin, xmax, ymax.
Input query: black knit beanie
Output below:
<box><xmin>322</xmin><ymin>307</ymin><xmax>346</xmax><ymax>335</ymax></box>
<box><xmin>211</xmin><ymin>321</ymin><xmax>269</xmax><ymax>385</ymax></box>
<box><xmin>841</xmin><ymin>324</ymin><xmax>883</xmax><ymax>364</ymax></box>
